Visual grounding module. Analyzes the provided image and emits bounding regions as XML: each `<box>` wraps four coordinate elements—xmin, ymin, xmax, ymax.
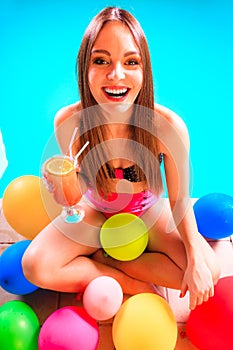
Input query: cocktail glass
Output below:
<box><xmin>42</xmin><ymin>155</ymin><xmax>85</xmax><ymax>224</ymax></box>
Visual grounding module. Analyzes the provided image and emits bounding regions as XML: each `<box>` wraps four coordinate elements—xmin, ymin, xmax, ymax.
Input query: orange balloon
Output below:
<box><xmin>2</xmin><ymin>175</ymin><xmax>61</xmax><ymax>239</ymax></box>
<box><xmin>112</xmin><ymin>293</ymin><xmax>177</xmax><ymax>350</ymax></box>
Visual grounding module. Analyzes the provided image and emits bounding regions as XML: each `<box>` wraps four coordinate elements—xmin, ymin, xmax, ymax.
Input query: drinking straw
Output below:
<box><xmin>68</xmin><ymin>127</ymin><xmax>89</xmax><ymax>167</ymax></box>
<box><xmin>69</xmin><ymin>127</ymin><xmax>79</xmax><ymax>159</ymax></box>
<box><xmin>74</xmin><ymin>141</ymin><xmax>89</xmax><ymax>167</ymax></box>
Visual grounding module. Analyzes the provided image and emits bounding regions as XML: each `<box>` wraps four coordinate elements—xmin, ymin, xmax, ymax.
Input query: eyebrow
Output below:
<box><xmin>91</xmin><ymin>49</ymin><xmax>140</xmax><ymax>57</ymax></box>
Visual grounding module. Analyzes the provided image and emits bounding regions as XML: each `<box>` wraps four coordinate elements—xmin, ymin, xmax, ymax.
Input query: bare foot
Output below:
<box><xmin>91</xmin><ymin>249</ymin><xmax>166</xmax><ymax>297</ymax></box>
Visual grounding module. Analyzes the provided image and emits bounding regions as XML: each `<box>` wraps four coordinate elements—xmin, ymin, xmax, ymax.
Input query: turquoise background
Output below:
<box><xmin>1</xmin><ymin>0</ymin><xmax>233</xmax><ymax>197</ymax></box>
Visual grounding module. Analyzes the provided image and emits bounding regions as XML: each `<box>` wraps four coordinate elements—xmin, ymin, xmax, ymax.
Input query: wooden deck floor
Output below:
<box><xmin>1</xmin><ymin>200</ymin><xmax>233</xmax><ymax>349</ymax></box>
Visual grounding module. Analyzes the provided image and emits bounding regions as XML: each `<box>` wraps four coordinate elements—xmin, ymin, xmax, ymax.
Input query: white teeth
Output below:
<box><xmin>104</xmin><ymin>88</ymin><xmax>128</xmax><ymax>95</ymax></box>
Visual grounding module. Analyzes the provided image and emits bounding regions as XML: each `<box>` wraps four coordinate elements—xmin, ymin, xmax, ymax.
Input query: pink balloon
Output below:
<box><xmin>38</xmin><ymin>306</ymin><xmax>99</xmax><ymax>350</ymax></box>
<box><xmin>83</xmin><ymin>276</ymin><xmax>123</xmax><ymax>320</ymax></box>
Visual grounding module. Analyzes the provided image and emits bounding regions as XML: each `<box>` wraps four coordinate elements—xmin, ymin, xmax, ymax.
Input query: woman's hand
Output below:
<box><xmin>181</xmin><ymin>254</ymin><xmax>215</xmax><ymax>310</ymax></box>
<box><xmin>43</xmin><ymin>162</ymin><xmax>82</xmax><ymax>207</ymax></box>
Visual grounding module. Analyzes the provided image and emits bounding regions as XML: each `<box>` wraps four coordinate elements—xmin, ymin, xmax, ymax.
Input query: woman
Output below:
<box><xmin>22</xmin><ymin>7</ymin><xmax>220</xmax><ymax>310</ymax></box>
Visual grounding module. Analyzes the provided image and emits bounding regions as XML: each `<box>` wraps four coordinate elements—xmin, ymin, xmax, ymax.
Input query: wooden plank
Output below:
<box><xmin>0</xmin><ymin>287</ymin><xmax>59</xmax><ymax>325</ymax></box>
<box><xmin>0</xmin><ymin>200</ymin><xmax>23</xmax><ymax>243</ymax></box>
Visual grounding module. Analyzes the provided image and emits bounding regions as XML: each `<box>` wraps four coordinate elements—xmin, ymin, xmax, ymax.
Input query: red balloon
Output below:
<box><xmin>186</xmin><ymin>276</ymin><xmax>233</xmax><ymax>349</ymax></box>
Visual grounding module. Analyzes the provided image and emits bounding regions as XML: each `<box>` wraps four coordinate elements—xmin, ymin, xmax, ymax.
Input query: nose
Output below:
<box><xmin>107</xmin><ymin>62</ymin><xmax>125</xmax><ymax>81</ymax></box>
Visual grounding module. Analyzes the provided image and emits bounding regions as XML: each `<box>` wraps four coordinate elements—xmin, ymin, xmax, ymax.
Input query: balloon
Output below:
<box><xmin>100</xmin><ymin>213</ymin><xmax>148</xmax><ymax>261</ymax></box>
<box><xmin>83</xmin><ymin>276</ymin><xmax>123</xmax><ymax>320</ymax></box>
<box><xmin>0</xmin><ymin>300</ymin><xmax>40</xmax><ymax>350</ymax></box>
<box><xmin>38</xmin><ymin>306</ymin><xmax>99</xmax><ymax>350</ymax></box>
<box><xmin>0</xmin><ymin>240</ymin><xmax>38</xmax><ymax>295</ymax></box>
<box><xmin>2</xmin><ymin>175</ymin><xmax>61</xmax><ymax>239</ymax></box>
<box><xmin>193</xmin><ymin>193</ymin><xmax>233</xmax><ymax>239</ymax></box>
<box><xmin>186</xmin><ymin>276</ymin><xmax>233</xmax><ymax>350</ymax></box>
<box><xmin>112</xmin><ymin>293</ymin><xmax>177</xmax><ymax>350</ymax></box>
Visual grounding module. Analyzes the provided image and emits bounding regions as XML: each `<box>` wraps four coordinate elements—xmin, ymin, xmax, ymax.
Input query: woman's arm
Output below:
<box><xmin>54</xmin><ymin>101</ymin><xmax>82</xmax><ymax>155</ymax></box>
<box><xmin>46</xmin><ymin>102</ymin><xmax>85</xmax><ymax>204</ymax></box>
<box><xmin>156</xmin><ymin>104</ymin><xmax>220</xmax><ymax>309</ymax></box>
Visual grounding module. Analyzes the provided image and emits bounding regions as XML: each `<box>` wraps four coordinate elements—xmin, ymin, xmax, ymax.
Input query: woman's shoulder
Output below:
<box><xmin>154</xmin><ymin>103</ymin><xmax>187</xmax><ymax>132</ymax></box>
<box><xmin>154</xmin><ymin>103</ymin><xmax>190</xmax><ymax>151</ymax></box>
<box><xmin>54</xmin><ymin>101</ymin><xmax>82</xmax><ymax>129</ymax></box>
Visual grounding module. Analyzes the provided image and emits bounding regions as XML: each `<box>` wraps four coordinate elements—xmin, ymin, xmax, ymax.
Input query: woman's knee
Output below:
<box><xmin>22</xmin><ymin>243</ymin><xmax>52</xmax><ymax>288</ymax></box>
<box><xmin>198</xmin><ymin>235</ymin><xmax>221</xmax><ymax>285</ymax></box>
<box><xmin>211</xmin><ymin>257</ymin><xmax>221</xmax><ymax>285</ymax></box>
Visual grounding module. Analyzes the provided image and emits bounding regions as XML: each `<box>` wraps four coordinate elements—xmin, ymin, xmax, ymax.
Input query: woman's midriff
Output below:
<box><xmin>84</xmin><ymin>187</ymin><xmax>158</xmax><ymax>218</ymax></box>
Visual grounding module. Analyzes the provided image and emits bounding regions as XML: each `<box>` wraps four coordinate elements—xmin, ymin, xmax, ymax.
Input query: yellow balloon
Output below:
<box><xmin>112</xmin><ymin>293</ymin><xmax>177</xmax><ymax>350</ymax></box>
<box><xmin>100</xmin><ymin>213</ymin><xmax>148</xmax><ymax>261</ymax></box>
<box><xmin>2</xmin><ymin>175</ymin><xmax>61</xmax><ymax>239</ymax></box>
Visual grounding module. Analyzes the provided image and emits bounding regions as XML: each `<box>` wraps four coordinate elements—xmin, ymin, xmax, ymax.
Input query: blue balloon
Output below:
<box><xmin>194</xmin><ymin>193</ymin><xmax>233</xmax><ymax>239</ymax></box>
<box><xmin>0</xmin><ymin>240</ymin><xmax>38</xmax><ymax>295</ymax></box>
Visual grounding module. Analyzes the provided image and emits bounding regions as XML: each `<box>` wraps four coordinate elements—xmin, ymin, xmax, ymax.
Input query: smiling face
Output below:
<box><xmin>88</xmin><ymin>21</ymin><xmax>143</xmax><ymax>113</ymax></box>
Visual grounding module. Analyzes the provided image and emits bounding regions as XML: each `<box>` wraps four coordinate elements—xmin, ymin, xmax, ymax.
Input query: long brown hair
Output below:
<box><xmin>76</xmin><ymin>7</ymin><xmax>163</xmax><ymax>196</ymax></box>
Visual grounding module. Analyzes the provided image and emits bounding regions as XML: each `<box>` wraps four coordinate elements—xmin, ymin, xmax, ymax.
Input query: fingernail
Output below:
<box><xmin>179</xmin><ymin>292</ymin><xmax>183</xmax><ymax>298</ymax></box>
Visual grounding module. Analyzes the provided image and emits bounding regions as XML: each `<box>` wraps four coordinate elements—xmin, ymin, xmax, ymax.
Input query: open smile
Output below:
<box><xmin>102</xmin><ymin>86</ymin><xmax>130</xmax><ymax>101</ymax></box>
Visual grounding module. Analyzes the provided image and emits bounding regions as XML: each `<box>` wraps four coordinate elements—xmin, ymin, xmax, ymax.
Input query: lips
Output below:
<box><xmin>102</xmin><ymin>86</ymin><xmax>130</xmax><ymax>101</ymax></box>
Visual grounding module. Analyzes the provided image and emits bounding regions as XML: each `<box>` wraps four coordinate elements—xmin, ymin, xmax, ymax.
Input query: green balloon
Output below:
<box><xmin>100</xmin><ymin>213</ymin><xmax>149</xmax><ymax>261</ymax></box>
<box><xmin>0</xmin><ymin>300</ymin><xmax>40</xmax><ymax>350</ymax></box>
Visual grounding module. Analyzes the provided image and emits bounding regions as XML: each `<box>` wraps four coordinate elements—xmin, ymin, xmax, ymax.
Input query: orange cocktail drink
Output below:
<box><xmin>43</xmin><ymin>156</ymin><xmax>81</xmax><ymax>207</ymax></box>
<box><xmin>42</xmin><ymin>135</ymin><xmax>89</xmax><ymax>223</ymax></box>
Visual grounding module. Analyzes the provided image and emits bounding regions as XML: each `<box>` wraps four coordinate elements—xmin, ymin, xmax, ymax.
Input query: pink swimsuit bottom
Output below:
<box><xmin>83</xmin><ymin>163</ymin><xmax>162</xmax><ymax>218</ymax></box>
<box><xmin>84</xmin><ymin>188</ymin><xmax>158</xmax><ymax>218</ymax></box>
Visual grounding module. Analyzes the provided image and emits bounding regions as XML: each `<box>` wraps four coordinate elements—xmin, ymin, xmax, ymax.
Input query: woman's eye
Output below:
<box><xmin>93</xmin><ymin>58</ymin><xmax>108</xmax><ymax>65</ymax></box>
<box><xmin>125</xmin><ymin>59</ymin><xmax>139</xmax><ymax>66</ymax></box>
